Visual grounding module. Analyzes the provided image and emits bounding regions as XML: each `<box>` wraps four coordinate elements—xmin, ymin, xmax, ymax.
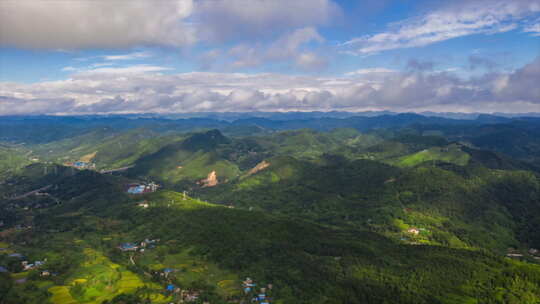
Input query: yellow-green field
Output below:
<box><xmin>48</xmin><ymin>248</ymin><xmax>170</xmax><ymax>304</ymax></box>
<box><xmin>387</xmin><ymin>144</ymin><xmax>470</xmax><ymax>167</ymax></box>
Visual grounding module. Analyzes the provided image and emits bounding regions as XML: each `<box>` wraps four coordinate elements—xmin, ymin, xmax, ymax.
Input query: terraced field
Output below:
<box><xmin>48</xmin><ymin>248</ymin><xmax>168</xmax><ymax>304</ymax></box>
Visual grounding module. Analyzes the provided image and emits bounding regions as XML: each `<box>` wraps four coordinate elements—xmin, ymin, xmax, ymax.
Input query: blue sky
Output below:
<box><xmin>0</xmin><ymin>0</ymin><xmax>539</xmax><ymax>114</ymax></box>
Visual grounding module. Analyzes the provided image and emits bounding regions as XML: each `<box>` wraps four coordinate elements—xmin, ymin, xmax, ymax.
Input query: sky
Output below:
<box><xmin>0</xmin><ymin>0</ymin><xmax>539</xmax><ymax>115</ymax></box>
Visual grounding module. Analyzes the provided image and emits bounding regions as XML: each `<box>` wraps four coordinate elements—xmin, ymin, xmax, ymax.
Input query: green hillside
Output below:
<box><xmin>387</xmin><ymin>144</ymin><xmax>470</xmax><ymax>167</ymax></box>
<box><xmin>128</xmin><ymin>130</ymin><xmax>241</xmax><ymax>187</ymax></box>
<box><xmin>0</xmin><ymin>145</ymin><xmax>32</xmax><ymax>178</ymax></box>
<box><xmin>2</xmin><ymin>170</ymin><xmax>540</xmax><ymax>303</ymax></box>
<box><xmin>2</xmin><ymin>122</ymin><xmax>540</xmax><ymax>303</ymax></box>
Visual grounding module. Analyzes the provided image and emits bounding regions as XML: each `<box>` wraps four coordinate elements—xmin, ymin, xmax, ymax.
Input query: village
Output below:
<box><xmin>125</xmin><ymin>182</ymin><xmax>160</xmax><ymax>195</ymax></box>
<box><xmin>0</xmin><ymin>247</ymin><xmax>51</xmax><ymax>284</ymax></box>
<box><xmin>1</xmin><ymin>235</ymin><xmax>276</xmax><ymax>303</ymax></box>
<box><xmin>115</xmin><ymin>236</ymin><xmax>276</xmax><ymax>303</ymax></box>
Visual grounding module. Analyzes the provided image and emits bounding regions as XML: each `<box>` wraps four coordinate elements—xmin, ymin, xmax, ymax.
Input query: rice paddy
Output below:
<box><xmin>48</xmin><ymin>247</ymin><xmax>168</xmax><ymax>304</ymax></box>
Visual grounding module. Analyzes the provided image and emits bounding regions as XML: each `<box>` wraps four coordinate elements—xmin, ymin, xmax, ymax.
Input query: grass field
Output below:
<box><xmin>388</xmin><ymin>144</ymin><xmax>470</xmax><ymax>167</ymax></box>
<box><xmin>47</xmin><ymin>247</ymin><xmax>169</xmax><ymax>304</ymax></box>
<box><xmin>49</xmin><ymin>286</ymin><xmax>78</xmax><ymax>304</ymax></box>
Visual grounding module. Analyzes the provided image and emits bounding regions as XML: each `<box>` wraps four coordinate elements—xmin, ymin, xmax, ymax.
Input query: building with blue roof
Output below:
<box><xmin>166</xmin><ymin>284</ymin><xmax>175</xmax><ymax>291</ymax></box>
<box><xmin>119</xmin><ymin>243</ymin><xmax>138</xmax><ymax>251</ymax></box>
<box><xmin>73</xmin><ymin>161</ymin><xmax>90</xmax><ymax>168</ymax></box>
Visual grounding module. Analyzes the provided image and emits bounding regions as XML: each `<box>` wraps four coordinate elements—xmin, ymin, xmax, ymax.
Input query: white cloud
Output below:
<box><xmin>194</xmin><ymin>0</ymin><xmax>340</xmax><ymax>42</ymax></box>
<box><xmin>103</xmin><ymin>52</ymin><xmax>153</xmax><ymax>61</ymax></box>
<box><xmin>343</xmin><ymin>0</ymin><xmax>540</xmax><ymax>54</ymax></box>
<box><xmin>78</xmin><ymin>65</ymin><xmax>174</xmax><ymax>75</ymax></box>
<box><xmin>2</xmin><ymin>57</ymin><xmax>539</xmax><ymax>115</ymax></box>
<box><xmin>0</xmin><ymin>0</ymin><xmax>195</xmax><ymax>49</ymax></box>
<box><xmin>295</xmin><ymin>53</ymin><xmax>328</xmax><ymax>70</ymax></box>
<box><xmin>0</xmin><ymin>0</ymin><xmax>340</xmax><ymax>49</ymax></box>
<box><xmin>345</xmin><ymin>68</ymin><xmax>396</xmax><ymax>76</ymax></box>
<box><xmin>524</xmin><ymin>21</ymin><xmax>540</xmax><ymax>36</ymax></box>
<box><xmin>225</xmin><ymin>27</ymin><xmax>327</xmax><ymax>70</ymax></box>
<box><xmin>61</xmin><ymin>66</ymin><xmax>77</xmax><ymax>72</ymax></box>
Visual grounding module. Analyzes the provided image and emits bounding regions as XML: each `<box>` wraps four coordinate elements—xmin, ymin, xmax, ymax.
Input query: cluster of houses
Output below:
<box><xmin>65</xmin><ymin>161</ymin><xmax>96</xmax><ymax>169</ymax></box>
<box><xmin>506</xmin><ymin>248</ymin><xmax>540</xmax><ymax>260</ymax></box>
<box><xmin>243</xmin><ymin>277</ymin><xmax>272</xmax><ymax>304</ymax></box>
<box><xmin>165</xmin><ymin>283</ymin><xmax>201</xmax><ymax>302</ymax></box>
<box><xmin>125</xmin><ymin>182</ymin><xmax>159</xmax><ymax>194</ymax></box>
<box><xmin>118</xmin><ymin>238</ymin><xmax>159</xmax><ymax>252</ymax></box>
<box><xmin>160</xmin><ymin>270</ymin><xmax>204</xmax><ymax>302</ymax></box>
<box><xmin>21</xmin><ymin>259</ymin><xmax>45</xmax><ymax>271</ymax></box>
<box><xmin>0</xmin><ymin>251</ymin><xmax>50</xmax><ymax>277</ymax></box>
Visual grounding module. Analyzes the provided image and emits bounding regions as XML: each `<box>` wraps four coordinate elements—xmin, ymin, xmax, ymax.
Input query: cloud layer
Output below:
<box><xmin>1</xmin><ymin>57</ymin><xmax>539</xmax><ymax>115</ymax></box>
<box><xmin>344</xmin><ymin>0</ymin><xmax>540</xmax><ymax>54</ymax></box>
<box><xmin>0</xmin><ymin>0</ymin><xmax>339</xmax><ymax>49</ymax></box>
<box><xmin>0</xmin><ymin>0</ymin><xmax>195</xmax><ymax>49</ymax></box>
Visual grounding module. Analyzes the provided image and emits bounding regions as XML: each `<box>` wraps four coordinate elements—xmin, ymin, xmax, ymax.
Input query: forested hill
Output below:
<box><xmin>2</xmin><ymin>114</ymin><xmax>540</xmax><ymax>303</ymax></box>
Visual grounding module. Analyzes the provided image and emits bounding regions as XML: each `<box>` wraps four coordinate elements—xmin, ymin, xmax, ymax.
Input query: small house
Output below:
<box><xmin>507</xmin><ymin>253</ymin><xmax>524</xmax><ymax>258</ymax></box>
<box><xmin>0</xmin><ymin>266</ymin><xmax>8</xmax><ymax>273</ymax></box>
<box><xmin>73</xmin><ymin>161</ymin><xmax>89</xmax><ymax>168</ymax></box>
<box><xmin>127</xmin><ymin>185</ymin><xmax>146</xmax><ymax>194</ymax></box>
<box><xmin>407</xmin><ymin>228</ymin><xmax>420</xmax><ymax>235</ymax></box>
<box><xmin>41</xmin><ymin>270</ymin><xmax>50</xmax><ymax>276</ymax></box>
<box><xmin>119</xmin><ymin>243</ymin><xmax>138</xmax><ymax>251</ymax></box>
<box><xmin>166</xmin><ymin>284</ymin><xmax>175</xmax><ymax>292</ymax></box>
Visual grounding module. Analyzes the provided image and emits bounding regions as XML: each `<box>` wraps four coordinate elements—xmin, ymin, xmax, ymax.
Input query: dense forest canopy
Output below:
<box><xmin>2</xmin><ymin>113</ymin><xmax>540</xmax><ymax>304</ymax></box>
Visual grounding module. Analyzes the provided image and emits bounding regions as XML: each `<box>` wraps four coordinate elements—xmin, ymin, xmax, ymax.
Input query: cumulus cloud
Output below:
<box><xmin>217</xmin><ymin>27</ymin><xmax>327</xmax><ymax>70</ymax></box>
<box><xmin>0</xmin><ymin>0</ymin><xmax>340</xmax><ymax>49</ymax></box>
<box><xmin>343</xmin><ymin>0</ymin><xmax>540</xmax><ymax>54</ymax></box>
<box><xmin>1</xmin><ymin>57</ymin><xmax>539</xmax><ymax>115</ymax></box>
<box><xmin>295</xmin><ymin>53</ymin><xmax>328</xmax><ymax>71</ymax></box>
<box><xmin>0</xmin><ymin>0</ymin><xmax>196</xmax><ymax>49</ymax></box>
<box><xmin>194</xmin><ymin>0</ymin><xmax>340</xmax><ymax>42</ymax></box>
